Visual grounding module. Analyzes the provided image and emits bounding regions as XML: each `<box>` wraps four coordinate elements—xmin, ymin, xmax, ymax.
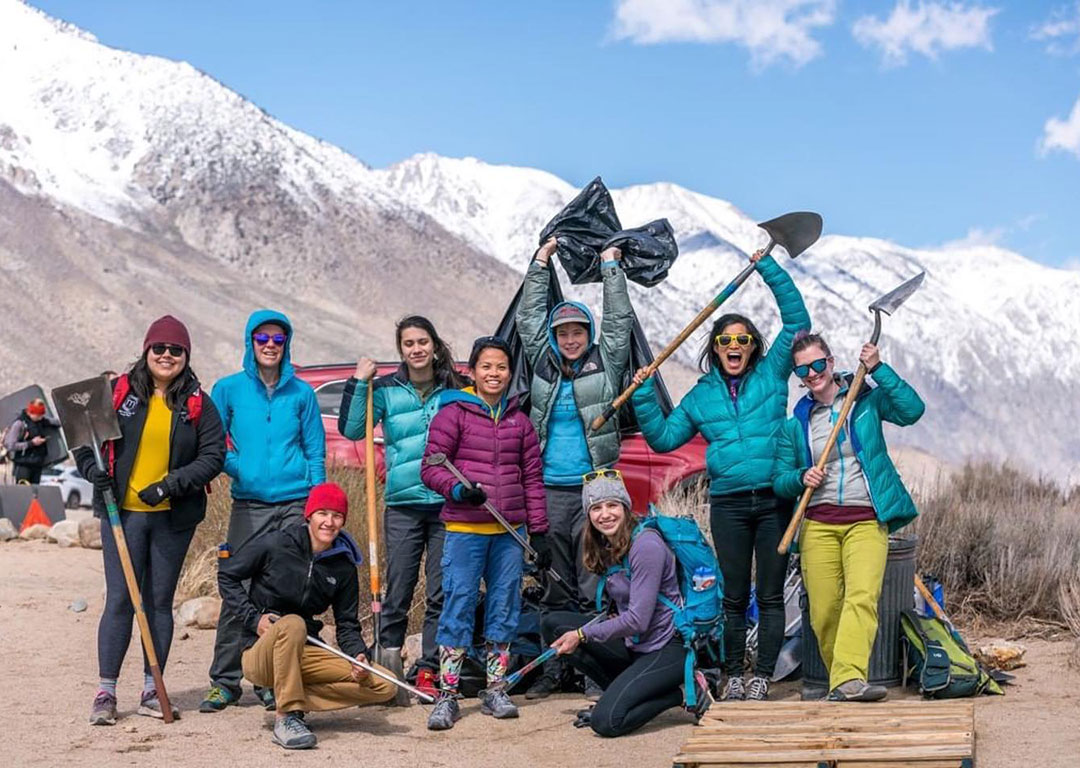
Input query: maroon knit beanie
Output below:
<box><xmin>305</xmin><ymin>482</ymin><xmax>349</xmax><ymax>521</ymax></box>
<box><xmin>143</xmin><ymin>315</ymin><xmax>191</xmax><ymax>354</ymax></box>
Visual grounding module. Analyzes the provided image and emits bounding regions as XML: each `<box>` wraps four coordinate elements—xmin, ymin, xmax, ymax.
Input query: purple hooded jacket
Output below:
<box><xmin>421</xmin><ymin>390</ymin><xmax>548</xmax><ymax>534</ymax></box>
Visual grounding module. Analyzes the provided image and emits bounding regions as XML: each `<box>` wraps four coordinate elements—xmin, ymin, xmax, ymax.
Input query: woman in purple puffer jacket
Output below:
<box><xmin>420</xmin><ymin>336</ymin><xmax>550</xmax><ymax>731</ymax></box>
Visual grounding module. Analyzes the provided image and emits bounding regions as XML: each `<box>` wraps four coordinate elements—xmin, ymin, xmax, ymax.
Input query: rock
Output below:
<box><xmin>48</xmin><ymin>519</ymin><xmax>82</xmax><ymax>548</ymax></box>
<box><xmin>19</xmin><ymin>523</ymin><xmax>50</xmax><ymax>540</ymax></box>
<box><xmin>78</xmin><ymin>517</ymin><xmax>102</xmax><ymax>549</ymax></box>
<box><xmin>975</xmin><ymin>640</ymin><xmax>1027</xmax><ymax>671</ymax></box>
<box><xmin>70</xmin><ymin>597</ymin><xmax>88</xmax><ymax>613</ymax></box>
<box><xmin>403</xmin><ymin>632</ymin><xmax>423</xmax><ymax>669</ymax></box>
<box><xmin>176</xmin><ymin>596</ymin><xmax>221</xmax><ymax>629</ymax></box>
<box><xmin>0</xmin><ymin>517</ymin><xmax>16</xmax><ymax>541</ymax></box>
<box><xmin>64</xmin><ymin>507</ymin><xmax>94</xmax><ymax>523</ymax></box>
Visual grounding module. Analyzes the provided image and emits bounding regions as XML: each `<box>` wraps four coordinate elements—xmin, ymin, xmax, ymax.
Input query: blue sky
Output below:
<box><xmin>34</xmin><ymin>0</ymin><xmax>1080</xmax><ymax>268</ymax></box>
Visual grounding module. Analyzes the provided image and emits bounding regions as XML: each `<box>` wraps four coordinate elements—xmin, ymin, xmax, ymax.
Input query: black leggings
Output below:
<box><xmin>541</xmin><ymin>612</ymin><xmax>684</xmax><ymax>738</ymax></box>
<box><xmin>710</xmin><ymin>490</ymin><xmax>791</xmax><ymax>677</ymax></box>
<box><xmin>98</xmin><ymin>511</ymin><xmax>195</xmax><ymax>679</ymax></box>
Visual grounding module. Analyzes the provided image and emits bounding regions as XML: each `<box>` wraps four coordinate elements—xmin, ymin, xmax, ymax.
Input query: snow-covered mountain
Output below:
<box><xmin>2</xmin><ymin>0</ymin><xmax>1077</xmax><ymax>481</ymax></box>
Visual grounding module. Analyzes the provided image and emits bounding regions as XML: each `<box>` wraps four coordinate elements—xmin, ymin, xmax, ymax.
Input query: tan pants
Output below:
<box><xmin>241</xmin><ymin>615</ymin><xmax>397</xmax><ymax>712</ymax></box>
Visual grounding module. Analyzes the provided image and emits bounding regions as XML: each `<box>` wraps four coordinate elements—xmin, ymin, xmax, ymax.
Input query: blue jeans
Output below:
<box><xmin>437</xmin><ymin>530</ymin><xmax>524</xmax><ymax>647</ymax></box>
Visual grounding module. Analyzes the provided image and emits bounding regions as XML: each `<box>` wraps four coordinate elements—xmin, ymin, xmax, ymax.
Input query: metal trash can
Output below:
<box><xmin>801</xmin><ymin>535</ymin><xmax>916</xmax><ymax>693</ymax></box>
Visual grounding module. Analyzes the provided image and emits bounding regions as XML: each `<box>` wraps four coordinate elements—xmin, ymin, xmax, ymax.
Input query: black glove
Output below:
<box><xmin>86</xmin><ymin>466</ymin><xmax>115</xmax><ymax>496</ymax></box>
<box><xmin>530</xmin><ymin>533</ymin><xmax>553</xmax><ymax>571</ymax></box>
<box><xmin>460</xmin><ymin>484</ymin><xmax>487</xmax><ymax>507</ymax></box>
<box><xmin>137</xmin><ymin>480</ymin><xmax>171</xmax><ymax>507</ymax></box>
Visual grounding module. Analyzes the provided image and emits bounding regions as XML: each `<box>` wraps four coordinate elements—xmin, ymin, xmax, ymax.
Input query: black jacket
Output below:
<box><xmin>74</xmin><ymin>374</ymin><xmax>226</xmax><ymax>532</ymax></box>
<box><xmin>217</xmin><ymin>523</ymin><xmax>369</xmax><ymax>658</ymax></box>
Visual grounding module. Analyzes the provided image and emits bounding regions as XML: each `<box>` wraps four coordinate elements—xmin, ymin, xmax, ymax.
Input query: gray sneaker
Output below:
<box><xmin>138</xmin><ymin>689</ymin><xmax>181</xmax><ymax>720</ymax></box>
<box><xmin>721</xmin><ymin>676</ymin><xmax>746</xmax><ymax>701</ymax></box>
<box><xmin>272</xmin><ymin>712</ymin><xmax>317</xmax><ymax>750</ymax></box>
<box><xmin>746</xmin><ymin>676</ymin><xmax>769</xmax><ymax>701</ymax></box>
<box><xmin>89</xmin><ymin>691</ymin><xmax>117</xmax><ymax>726</ymax></box>
<box><xmin>427</xmin><ymin>696</ymin><xmax>462</xmax><ymax>731</ymax></box>
<box><xmin>827</xmin><ymin>679</ymin><xmax>888</xmax><ymax>702</ymax></box>
<box><xmin>479</xmin><ymin>688</ymin><xmax>519</xmax><ymax>719</ymax></box>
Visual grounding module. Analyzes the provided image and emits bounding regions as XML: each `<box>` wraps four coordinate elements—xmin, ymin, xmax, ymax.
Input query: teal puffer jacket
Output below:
<box><xmin>772</xmin><ymin>363</ymin><xmax>925</xmax><ymax>532</ymax></box>
<box><xmin>631</xmin><ymin>254</ymin><xmax>809</xmax><ymax>496</ymax></box>
<box><xmin>338</xmin><ymin>368</ymin><xmax>447</xmax><ymax>507</ymax></box>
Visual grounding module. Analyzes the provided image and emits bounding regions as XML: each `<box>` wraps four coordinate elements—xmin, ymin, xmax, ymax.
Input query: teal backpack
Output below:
<box><xmin>596</xmin><ymin>506</ymin><xmax>725</xmax><ymax>708</ymax></box>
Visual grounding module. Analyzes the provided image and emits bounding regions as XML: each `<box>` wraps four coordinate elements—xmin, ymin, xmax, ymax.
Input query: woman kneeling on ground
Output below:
<box><xmin>542</xmin><ymin>471</ymin><xmax>710</xmax><ymax>738</ymax></box>
<box><xmin>773</xmin><ymin>332</ymin><xmax>924</xmax><ymax>702</ymax></box>
<box><xmin>420</xmin><ymin>336</ymin><xmax>550</xmax><ymax>730</ymax></box>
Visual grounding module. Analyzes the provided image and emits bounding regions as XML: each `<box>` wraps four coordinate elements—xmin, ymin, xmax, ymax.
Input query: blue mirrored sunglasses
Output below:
<box><xmin>794</xmin><ymin>357</ymin><xmax>829</xmax><ymax>378</ymax></box>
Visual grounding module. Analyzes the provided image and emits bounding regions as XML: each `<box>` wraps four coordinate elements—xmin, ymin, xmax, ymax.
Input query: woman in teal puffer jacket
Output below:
<box><xmin>338</xmin><ymin>315</ymin><xmax>465</xmax><ymax>695</ymax></box>
<box><xmin>631</xmin><ymin>248</ymin><xmax>809</xmax><ymax>701</ymax></box>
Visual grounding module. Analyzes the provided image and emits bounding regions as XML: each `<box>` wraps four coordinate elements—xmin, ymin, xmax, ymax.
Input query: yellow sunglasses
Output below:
<box><xmin>583</xmin><ymin>468</ymin><xmax>623</xmax><ymax>483</ymax></box>
<box><xmin>715</xmin><ymin>333</ymin><xmax>753</xmax><ymax>347</ymax></box>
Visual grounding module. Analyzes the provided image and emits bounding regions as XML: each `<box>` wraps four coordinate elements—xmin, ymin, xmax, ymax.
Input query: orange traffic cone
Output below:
<box><xmin>19</xmin><ymin>497</ymin><xmax>51</xmax><ymax>532</ymax></box>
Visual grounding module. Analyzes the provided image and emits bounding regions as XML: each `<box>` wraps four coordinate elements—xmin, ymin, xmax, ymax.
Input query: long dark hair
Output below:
<box><xmin>698</xmin><ymin>312</ymin><xmax>769</xmax><ymax>375</ymax></box>
<box><xmin>582</xmin><ymin>505</ymin><xmax>635</xmax><ymax>575</ymax></box>
<box><xmin>128</xmin><ymin>351</ymin><xmax>197</xmax><ymax>411</ymax></box>
<box><xmin>396</xmin><ymin>315</ymin><xmax>465</xmax><ymax>389</ymax></box>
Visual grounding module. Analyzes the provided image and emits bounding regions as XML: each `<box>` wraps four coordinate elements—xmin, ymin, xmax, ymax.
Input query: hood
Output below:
<box><xmin>242</xmin><ymin>309</ymin><xmax>295</xmax><ymax>387</ymax></box>
<box><xmin>315</xmin><ymin>530</ymin><xmax>363</xmax><ymax>566</ymax></box>
<box><xmin>546</xmin><ymin>300</ymin><xmax>595</xmax><ymax>363</ymax></box>
<box><xmin>439</xmin><ymin>386</ymin><xmax>517</xmax><ymax>421</ymax></box>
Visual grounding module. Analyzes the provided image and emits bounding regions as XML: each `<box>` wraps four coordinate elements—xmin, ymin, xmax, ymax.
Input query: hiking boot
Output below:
<box><xmin>827</xmin><ymin>679</ymin><xmax>888</xmax><ymax>702</ymax></box>
<box><xmin>689</xmin><ymin>670</ymin><xmax>714</xmax><ymax>722</ymax></box>
<box><xmin>584</xmin><ymin>676</ymin><xmax>603</xmax><ymax>702</ymax></box>
<box><xmin>415</xmin><ymin>668</ymin><xmax>438</xmax><ymax>699</ymax></box>
<box><xmin>524</xmin><ymin>673</ymin><xmax>560</xmax><ymax>700</ymax></box>
<box><xmin>199</xmin><ymin>685</ymin><xmax>240</xmax><ymax>713</ymax></box>
<box><xmin>426</xmin><ymin>695</ymin><xmax>462</xmax><ymax>731</ymax></box>
<box><xmin>272</xmin><ymin>712</ymin><xmax>317</xmax><ymax>750</ymax></box>
<box><xmin>480</xmin><ymin>688</ymin><xmax>519</xmax><ymax>719</ymax></box>
<box><xmin>720</xmin><ymin>676</ymin><xmax>746</xmax><ymax>701</ymax></box>
<box><xmin>89</xmin><ymin>691</ymin><xmax>117</xmax><ymax>726</ymax></box>
<box><xmin>746</xmin><ymin>676</ymin><xmax>769</xmax><ymax>701</ymax></box>
<box><xmin>254</xmin><ymin>686</ymin><xmax>276</xmax><ymax>711</ymax></box>
<box><xmin>138</xmin><ymin>689</ymin><xmax>181</xmax><ymax>720</ymax></box>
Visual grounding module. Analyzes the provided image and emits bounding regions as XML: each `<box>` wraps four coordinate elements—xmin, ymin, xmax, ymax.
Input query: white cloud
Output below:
<box><xmin>610</xmin><ymin>0</ymin><xmax>837</xmax><ymax>69</ymax></box>
<box><xmin>1031</xmin><ymin>3</ymin><xmax>1080</xmax><ymax>56</ymax></box>
<box><xmin>1040</xmin><ymin>95</ymin><xmax>1080</xmax><ymax>158</ymax></box>
<box><xmin>941</xmin><ymin>226</ymin><xmax>1007</xmax><ymax>249</ymax></box>
<box><xmin>852</xmin><ymin>1</ymin><xmax>999</xmax><ymax>66</ymax></box>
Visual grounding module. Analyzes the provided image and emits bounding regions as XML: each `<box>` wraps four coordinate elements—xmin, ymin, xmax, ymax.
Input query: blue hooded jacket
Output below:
<box><xmin>542</xmin><ymin>300</ymin><xmax>596</xmax><ymax>485</ymax></box>
<box><xmin>211</xmin><ymin>309</ymin><xmax>326</xmax><ymax>503</ymax></box>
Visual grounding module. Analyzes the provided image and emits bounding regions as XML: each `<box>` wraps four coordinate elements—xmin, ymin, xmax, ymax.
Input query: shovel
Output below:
<box><xmin>590</xmin><ymin>212</ymin><xmax>823</xmax><ymax>432</ymax></box>
<box><xmin>305</xmin><ymin>635</ymin><xmax>436</xmax><ymax>704</ymax></box>
<box><xmin>777</xmin><ymin>272</ymin><xmax>926</xmax><ymax>554</ymax></box>
<box><xmin>51</xmin><ymin>376</ymin><xmax>177</xmax><ymax>724</ymax></box>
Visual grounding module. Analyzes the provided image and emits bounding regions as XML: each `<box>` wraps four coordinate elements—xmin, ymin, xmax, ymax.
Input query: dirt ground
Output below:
<box><xmin>2</xmin><ymin>540</ymin><xmax>1079</xmax><ymax>768</ymax></box>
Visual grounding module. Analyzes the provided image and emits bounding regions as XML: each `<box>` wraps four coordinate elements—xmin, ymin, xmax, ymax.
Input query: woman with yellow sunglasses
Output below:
<box><xmin>630</xmin><ymin>247</ymin><xmax>809</xmax><ymax>702</ymax></box>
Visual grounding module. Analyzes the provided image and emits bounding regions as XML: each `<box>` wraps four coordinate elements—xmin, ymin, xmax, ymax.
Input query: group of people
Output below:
<box><xmin>72</xmin><ymin>237</ymin><xmax>923</xmax><ymax>750</ymax></box>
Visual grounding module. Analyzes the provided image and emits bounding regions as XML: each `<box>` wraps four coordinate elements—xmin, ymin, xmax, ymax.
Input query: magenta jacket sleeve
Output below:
<box><xmin>420</xmin><ymin>405</ymin><xmax>461</xmax><ymax>499</ymax></box>
<box><xmin>521</xmin><ymin>420</ymin><xmax>548</xmax><ymax>534</ymax></box>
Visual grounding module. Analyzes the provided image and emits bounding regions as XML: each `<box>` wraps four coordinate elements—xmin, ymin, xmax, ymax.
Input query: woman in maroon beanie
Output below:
<box><xmin>76</xmin><ymin>315</ymin><xmax>226</xmax><ymax>726</ymax></box>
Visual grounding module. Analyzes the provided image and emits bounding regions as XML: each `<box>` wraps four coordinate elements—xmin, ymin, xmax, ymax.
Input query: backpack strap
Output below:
<box><xmin>106</xmin><ymin>375</ymin><xmax>133</xmax><ymax>478</ymax></box>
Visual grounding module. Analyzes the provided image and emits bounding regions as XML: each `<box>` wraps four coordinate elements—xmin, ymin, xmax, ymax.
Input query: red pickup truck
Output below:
<box><xmin>295</xmin><ymin>362</ymin><xmax>708</xmax><ymax>510</ymax></box>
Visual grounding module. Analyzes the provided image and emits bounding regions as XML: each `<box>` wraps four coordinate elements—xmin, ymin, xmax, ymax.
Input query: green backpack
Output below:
<box><xmin>900</xmin><ymin>610</ymin><xmax>1003</xmax><ymax>698</ymax></box>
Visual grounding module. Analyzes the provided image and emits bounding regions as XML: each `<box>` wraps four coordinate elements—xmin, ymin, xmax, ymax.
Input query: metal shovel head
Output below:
<box><xmin>51</xmin><ymin>376</ymin><xmax>120</xmax><ymax>449</ymax></box>
<box><xmin>757</xmin><ymin>212</ymin><xmax>823</xmax><ymax>259</ymax></box>
<box><xmin>869</xmin><ymin>271</ymin><xmax>926</xmax><ymax>316</ymax></box>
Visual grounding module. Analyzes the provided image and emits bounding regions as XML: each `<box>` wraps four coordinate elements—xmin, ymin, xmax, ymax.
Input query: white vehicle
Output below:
<box><xmin>40</xmin><ymin>465</ymin><xmax>93</xmax><ymax>509</ymax></box>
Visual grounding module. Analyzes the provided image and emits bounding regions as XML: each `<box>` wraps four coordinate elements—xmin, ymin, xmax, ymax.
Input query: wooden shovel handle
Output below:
<box><xmin>914</xmin><ymin>574</ymin><xmax>947</xmax><ymax>621</ymax></box>
<box><xmin>777</xmin><ymin>363</ymin><xmax>869</xmax><ymax>554</ymax></box>
<box><xmin>365</xmin><ymin>381</ymin><xmax>380</xmax><ymax>596</ymax></box>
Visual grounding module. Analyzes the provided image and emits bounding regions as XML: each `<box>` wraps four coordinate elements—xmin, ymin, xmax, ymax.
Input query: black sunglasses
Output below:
<box><xmin>794</xmin><ymin>357</ymin><xmax>829</xmax><ymax>378</ymax></box>
<box><xmin>150</xmin><ymin>344</ymin><xmax>186</xmax><ymax>357</ymax></box>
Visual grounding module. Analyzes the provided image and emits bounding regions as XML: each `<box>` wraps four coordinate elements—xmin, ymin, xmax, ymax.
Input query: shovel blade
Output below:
<box><xmin>374</xmin><ymin>647</ymin><xmax>411</xmax><ymax>707</ymax></box>
<box><xmin>757</xmin><ymin>212</ymin><xmax>823</xmax><ymax>259</ymax></box>
<box><xmin>870</xmin><ymin>271</ymin><xmax>925</xmax><ymax>316</ymax></box>
<box><xmin>51</xmin><ymin>376</ymin><xmax>120</xmax><ymax>449</ymax></box>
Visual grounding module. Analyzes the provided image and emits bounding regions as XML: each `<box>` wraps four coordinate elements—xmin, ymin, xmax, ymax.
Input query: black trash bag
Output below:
<box><xmin>539</xmin><ymin>177</ymin><xmax>679</xmax><ymax>287</ymax></box>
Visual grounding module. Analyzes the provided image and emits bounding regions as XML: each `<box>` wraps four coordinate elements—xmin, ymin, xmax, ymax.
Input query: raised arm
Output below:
<box><xmin>597</xmin><ymin>247</ymin><xmax>633</xmax><ymax>381</ymax></box>
<box><xmin>516</xmin><ymin>239</ymin><xmax>559</xmax><ymax>367</ymax></box>
<box><xmin>866</xmin><ymin>358</ymin><xmax>925</xmax><ymax>427</ymax></box>
<box><xmin>757</xmin><ymin>253</ymin><xmax>811</xmax><ymax>380</ymax></box>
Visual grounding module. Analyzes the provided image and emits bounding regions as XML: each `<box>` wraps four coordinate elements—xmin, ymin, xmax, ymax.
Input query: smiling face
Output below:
<box><xmin>588</xmin><ymin>499</ymin><xmax>629</xmax><ymax>539</ymax></box>
<box><xmin>399</xmin><ymin>326</ymin><xmax>434</xmax><ymax>374</ymax></box>
<box><xmin>555</xmin><ymin>322</ymin><xmax>589</xmax><ymax>361</ymax></box>
<box><xmin>471</xmin><ymin>347</ymin><xmax>511</xmax><ymax>400</ymax></box>
<box><xmin>714</xmin><ymin>322</ymin><xmax>757</xmax><ymax>377</ymax></box>
<box><xmin>253</xmin><ymin>322</ymin><xmax>287</xmax><ymax>370</ymax></box>
<box><xmin>147</xmin><ymin>346</ymin><xmax>186</xmax><ymax>387</ymax></box>
<box><xmin>308</xmin><ymin>508</ymin><xmax>345</xmax><ymax>550</ymax></box>
<box><xmin>794</xmin><ymin>342</ymin><xmax>835</xmax><ymax>398</ymax></box>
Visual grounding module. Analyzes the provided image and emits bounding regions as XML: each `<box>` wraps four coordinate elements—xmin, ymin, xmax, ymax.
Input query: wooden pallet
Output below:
<box><xmin>674</xmin><ymin>699</ymin><xmax>974</xmax><ymax>768</ymax></box>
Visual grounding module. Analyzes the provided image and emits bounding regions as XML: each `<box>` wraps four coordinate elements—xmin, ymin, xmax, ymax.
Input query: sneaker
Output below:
<box><xmin>689</xmin><ymin>670</ymin><xmax>714</xmax><ymax>722</ymax></box>
<box><xmin>801</xmin><ymin>684</ymin><xmax>828</xmax><ymax>701</ymax></box>
<box><xmin>138</xmin><ymin>689</ymin><xmax>181</xmax><ymax>720</ymax></box>
<box><xmin>479</xmin><ymin>688</ymin><xmax>519</xmax><ymax>719</ymax></box>
<box><xmin>746</xmin><ymin>676</ymin><xmax>769</xmax><ymax>701</ymax></box>
<box><xmin>524</xmin><ymin>673</ymin><xmax>560</xmax><ymax>700</ymax></box>
<box><xmin>272</xmin><ymin>712</ymin><xmax>317</xmax><ymax>750</ymax></box>
<box><xmin>827</xmin><ymin>679</ymin><xmax>888</xmax><ymax>702</ymax></box>
<box><xmin>254</xmin><ymin>686</ymin><xmax>276</xmax><ymax>711</ymax></box>
<box><xmin>89</xmin><ymin>691</ymin><xmax>117</xmax><ymax>726</ymax></box>
<box><xmin>199</xmin><ymin>685</ymin><xmax>240</xmax><ymax>713</ymax></box>
<box><xmin>415</xmin><ymin>668</ymin><xmax>438</xmax><ymax>699</ymax></box>
<box><xmin>584</xmin><ymin>677</ymin><xmax>603</xmax><ymax>702</ymax></box>
<box><xmin>720</xmin><ymin>676</ymin><xmax>746</xmax><ymax>701</ymax></box>
<box><xmin>427</xmin><ymin>695</ymin><xmax>462</xmax><ymax>731</ymax></box>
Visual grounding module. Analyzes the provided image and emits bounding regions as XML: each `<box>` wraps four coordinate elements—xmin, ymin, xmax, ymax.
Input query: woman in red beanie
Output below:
<box><xmin>75</xmin><ymin>315</ymin><xmax>226</xmax><ymax>726</ymax></box>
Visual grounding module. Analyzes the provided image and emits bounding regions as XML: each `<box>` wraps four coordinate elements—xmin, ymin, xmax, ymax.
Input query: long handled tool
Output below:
<box><xmin>777</xmin><ymin>272</ymin><xmax>926</xmax><ymax>554</ymax></box>
<box><xmin>424</xmin><ymin>452</ymin><xmax>566</xmax><ymax>584</ymax></box>
<box><xmin>305</xmin><ymin>634</ymin><xmax>437</xmax><ymax>704</ymax></box>
<box><xmin>51</xmin><ymin>376</ymin><xmax>175</xmax><ymax>723</ymax></box>
<box><xmin>590</xmin><ymin>212</ymin><xmax>823</xmax><ymax>432</ymax></box>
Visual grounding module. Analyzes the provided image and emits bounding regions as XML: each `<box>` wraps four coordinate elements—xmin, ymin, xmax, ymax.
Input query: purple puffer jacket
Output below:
<box><xmin>421</xmin><ymin>390</ymin><xmax>548</xmax><ymax>534</ymax></box>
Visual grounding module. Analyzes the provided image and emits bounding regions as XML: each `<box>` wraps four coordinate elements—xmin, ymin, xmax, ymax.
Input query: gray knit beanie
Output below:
<box><xmin>582</xmin><ymin>472</ymin><xmax>632</xmax><ymax>513</ymax></box>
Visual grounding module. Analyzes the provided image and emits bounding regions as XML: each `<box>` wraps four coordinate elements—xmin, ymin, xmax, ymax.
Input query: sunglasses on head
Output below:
<box><xmin>253</xmin><ymin>332</ymin><xmax>287</xmax><ymax>346</ymax></box>
<box><xmin>794</xmin><ymin>357</ymin><xmax>829</xmax><ymax>378</ymax></box>
<box><xmin>583</xmin><ymin>468</ymin><xmax>623</xmax><ymax>483</ymax></box>
<box><xmin>715</xmin><ymin>333</ymin><xmax>753</xmax><ymax>347</ymax></box>
<box><xmin>150</xmin><ymin>344</ymin><xmax>186</xmax><ymax>357</ymax></box>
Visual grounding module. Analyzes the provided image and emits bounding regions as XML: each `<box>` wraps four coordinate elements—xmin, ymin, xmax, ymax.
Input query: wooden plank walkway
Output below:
<box><xmin>674</xmin><ymin>699</ymin><xmax>974</xmax><ymax>768</ymax></box>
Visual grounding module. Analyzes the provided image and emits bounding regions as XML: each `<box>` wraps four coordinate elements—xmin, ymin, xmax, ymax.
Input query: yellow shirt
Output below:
<box><xmin>123</xmin><ymin>394</ymin><xmax>172</xmax><ymax>512</ymax></box>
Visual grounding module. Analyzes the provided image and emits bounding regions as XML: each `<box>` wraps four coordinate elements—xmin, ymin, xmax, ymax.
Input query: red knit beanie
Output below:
<box><xmin>305</xmin><ymin>482</ymin><xmax>349</xmax><ymax>521</ymax></box>
<box><xmin>143</xmin><ymin>315</ymin><xmax>191</xmax><ymax>354</ymax></box>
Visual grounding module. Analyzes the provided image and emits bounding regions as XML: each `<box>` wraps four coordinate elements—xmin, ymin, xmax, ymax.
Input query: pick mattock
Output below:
<box><xmin>777</xmin><ymin>271</ymin><xmax>926</xmax><ymax>555</ymax></box>
<box><xmin>590</xmin><ymin>212</ymin><xmax>823</xmax><ymax>432</ymax></box>
<box><xmin>305</xmin><ymin>634</ymin><xmax>437</xmax><ymax>704</ymax></box>
<box><xmin>51</xmin><ymin>375</ymin><xmax>176</xmax><ymax>723</ymax></box>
